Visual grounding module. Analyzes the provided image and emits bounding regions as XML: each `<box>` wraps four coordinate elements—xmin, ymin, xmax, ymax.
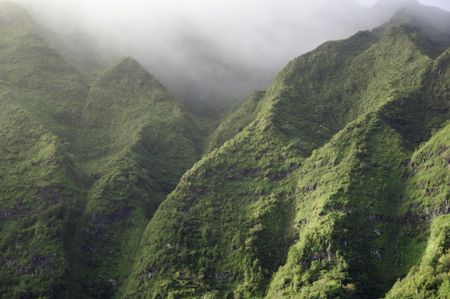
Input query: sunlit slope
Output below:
<box><xmin>268</xmin><ymin>42</ymin><xmax>450</xmax><ymax>299</ymax></box>
<box><xmin>385</xmin><ymin>122</ymin><xmax>450</xmax><ymax>299</ymax></box>
<box><xmin>123</xmin><ymin>10</ymin><xmax>450</xmax><ymax>299</ymax></box>
<box><xmin>1</xmin><ymin>1</ymin><xmax>450</xmax><ymax>299</ymax></box>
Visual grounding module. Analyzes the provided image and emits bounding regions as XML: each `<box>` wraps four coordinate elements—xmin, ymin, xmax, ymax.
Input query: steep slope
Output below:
<box><xmin>0</xmin><ymin>2</ymin><xmax>88</xmax><ymax>140</ymax></box>
<box><xmin>386</xmin><ymin>122</ymin><xmax>450</xmax><ymax>298</ymax></box>
<box><xmin>384</xmin><ymin>52</ymin><xmax>450</xmax><ymax>298</ymax></box>
<box><xmin>267</xmin><ymin>111</ymin><xmax>410</xmax><ymax>298</ymax></box>
<box><xmin>123</xmin><ymin>6</ymin><xmax>450</xmax><ymax>298</ymax></box>
<box><xmin>67</xmin><ymin>57</ymin><xmax>206</xmax><ymax>298</ymax></box>
<box><xmin>0</xmin><ymin>90</ymin><xmax>83</xmax><ymax>298</ymax></box>
<box><xmin>1</xmin><ymin>1</ymin><xmax>450</xmax><ymax>299</ymax></box>
<box><xmin>267</xmin><ymin>43</ymin><xmax>450</xmax><ymax>299</ymax></box>
<box><xmin>0</xmin><ymin>4</ymin><xmax>207</xmax><ymax>298</ymax></box>
<box><xmin>0</xmin><ymin>3</ymin><xmax>87</xmax><ymax>298</ymax></box>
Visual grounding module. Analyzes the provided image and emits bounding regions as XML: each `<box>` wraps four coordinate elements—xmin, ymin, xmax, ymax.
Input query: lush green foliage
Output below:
<box><xmin>386</xmin><ymin>123</ymin><xmax>450</xmax><ymax>299</ymax></box>
<box><xmin>0</xmin><ymin>3</ymin><xmax>206</xmax><ymax>298</ymax></box>
<box><xmin>1</xmin><ymin>2</ymin><xmax>450</xmax><ymax>299</ymax></box>
<box><xmin>122</xmin><ymin>6</ymin><xmax>450</xmax><ymax>299</ymax></box>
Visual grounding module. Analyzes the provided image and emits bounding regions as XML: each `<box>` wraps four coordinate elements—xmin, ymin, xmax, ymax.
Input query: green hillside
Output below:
<box><xmin>0</xmin><ymin>3</ymin><xmax>207</xmax><ymax>298</ymax></box>
<box><xmin>0</xmin><ymin>3</ymin><xmax>87</xmax><ymax>297</ymax></box>
<box><xmin>122</xmin><ymin>4</ymin><xmax>450</xmax><ymax>299</ymax></box>
<box><xmin>69</xmin><ymin>57</ymin><xmax>206</xmax><ymax>298</ymax></box>
<box><xmin>0</xmin><ymin>1</ymin><xmax>450</xmax><ymax>299</ymax></box>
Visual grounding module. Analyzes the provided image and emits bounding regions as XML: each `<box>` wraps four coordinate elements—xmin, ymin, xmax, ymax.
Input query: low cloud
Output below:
<box><xmin>8</xmin><ymin>0</ymin><xmax>445</xmax><ymax>102</ymax></box>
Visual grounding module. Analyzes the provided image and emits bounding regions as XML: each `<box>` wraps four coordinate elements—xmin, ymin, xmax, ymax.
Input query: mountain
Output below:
<box><xmin>120</xmin><ymin>3</ymin><xmax>450</xmax><ymax>299</ymax></box>
<box><xmin>0</xmin><ymin>3</ymin><xmax>208</xmax><ymax>298</ymax></box>
<box><xmin>0</xmin><ymin>3</ymin><xmax>88</xmax><ymax>297</ymax></box>
<box><xmin>0</xmin><ymin>1</ymin><xmax>449</xmax><ymax>299</ymax></box>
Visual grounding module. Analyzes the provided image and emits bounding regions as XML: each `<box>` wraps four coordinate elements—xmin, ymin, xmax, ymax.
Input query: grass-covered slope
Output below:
<box><xmin>386</xmin><ymin>123</ymin><xmax>450</xmax><ymax>298</ymax></box>
<box><xmin>122</xmin><ymin>106</ymin><xmax>304</xmax><ymax>299</ymax></box>
<box><xmin>1</xmin><ymin>1</ymin><xmax>450</xmax><ymax>299</ymax></box>
<box><xmin>123</xmin><ymin>9</ymin><xmax>450</xmax><ymax>298</ymax></box>
<box><xmin>0</xmin><ymin>4</ymin><xmax>207</xmax><ymax>298</ymax></box>
<box><xmin>0</xmin><ymin>2</ymin><xmax>88</xmax><ymax>140</ymax></box>
<box><xmin>0</xmin><ymin>4</ymin><xmax>87</xmax><ymax>298</ymax></box>
<box><xmin>267</xmin><ymin>111</ymin><xmax>410</xmax><ymax>298</ymax></box>
<box><xmin>267</xmin><ymin>45</ymin><xmax>449</xmax><ymax>298</ymax></box>
<box><xmin>67</xmin><ymin>57</ymin><xmax>206</xmax><ymax>298</ymax></box>
<box><xmin>0</xmin><ymin>90</ymin><xmax>83</xmax><ymax>298</ymax></box>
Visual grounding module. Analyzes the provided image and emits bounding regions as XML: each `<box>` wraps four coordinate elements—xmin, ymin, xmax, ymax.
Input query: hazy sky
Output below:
<box><xmin>8</xmin><ymin>0</ymin><xmax>450</xmax><ymax>102</ymax></box>
<box><xmin>420</xmin><ymin>0</ymin><xmax>450</xmax><ymax>10</ymax></box>
<box><xmin>359</xmin><ymin>0</ymin><xmax>450</xmax><ymax>9</ymax></box>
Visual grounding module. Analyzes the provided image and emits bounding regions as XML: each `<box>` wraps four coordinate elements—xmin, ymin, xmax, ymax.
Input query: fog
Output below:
<box><xmin>7</xmin><ymin>0</ymin><xmax>449</xmax><ymax>102</ymax></box>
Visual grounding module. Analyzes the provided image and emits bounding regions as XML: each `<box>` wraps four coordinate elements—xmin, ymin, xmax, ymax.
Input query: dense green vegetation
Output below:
<box><xmin>0</xmin><ymin>3</ymin><xmax>87</xmax><ymax>297</ymax></box>
<box><xmin>0</xmin><ymin>3</ymin><xmax>207</xmax><ymax>298</ymax></box>
<box><xmin>386</xmin><ymin>123</ymin><xmax>450</xmax><ymax>298</ymax></box>
<box><xmin>0</xmin><ymin>1</ymin><xmax>449</xmax><ymax>299</ymax></box>
<box><xmin>122</xmin><ymin>3</ymin><xmax>450</xmax><ymax>299</ymax></box>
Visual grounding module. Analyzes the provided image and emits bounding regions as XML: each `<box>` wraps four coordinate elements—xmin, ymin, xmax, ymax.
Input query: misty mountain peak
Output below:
<box><xmin>392</xmin><ymin>0</ymin><xmax>450</xmax><ymax>27</ymax></box>
<box><xmin>97</xmin><ymin>56</ymin><xmax>167</xmax><ymax>97</ymax></box>
<box><xmin>104</xmin><ymin>57</ymin><xmax>149</xmax><ymax>80</ymax></box>
<box><xmin>384</xmin><ymin>0</ymin><xmax>450</xmax><ymax>55</ymax></box>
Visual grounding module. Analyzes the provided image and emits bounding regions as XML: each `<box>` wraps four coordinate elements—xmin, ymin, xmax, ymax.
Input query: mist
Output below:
<box><xmin>7</xmin><ymin>0</ymin><xmax>449</xmax><ymax>102</ymax></box>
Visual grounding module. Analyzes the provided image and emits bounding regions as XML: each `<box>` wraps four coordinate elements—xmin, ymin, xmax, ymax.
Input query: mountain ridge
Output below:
<box><xmin>0</xmin><ymin>1</ymin><xmax>449</xmax><ymax>298</ymax></box>
<box><xmin>121</xmin><ymin>5</ymin><xmax>450</xmax><ymax>298</ymax></box>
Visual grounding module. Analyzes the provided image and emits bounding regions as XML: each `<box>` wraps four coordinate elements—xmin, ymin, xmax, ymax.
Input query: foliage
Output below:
<box><xmin>122</xmin><ymin>9</ymin><xmax>450</xmax><ymax>299</ymax></box>
<box><xmin>1</xmin><ymin>2</ymin><xmax>450</xmax><ymax>299</ymax></box>
<box><xmin>0</xmin><ymin>3</ymin><xmax>207</xmax><ymax>298</ymax></box>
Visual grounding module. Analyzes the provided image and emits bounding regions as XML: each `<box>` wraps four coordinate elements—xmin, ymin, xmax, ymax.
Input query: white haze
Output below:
<box><xmin>7</xmin><ymin>0</ymin><xmax>449</xmax><ymax>102</ymax></box>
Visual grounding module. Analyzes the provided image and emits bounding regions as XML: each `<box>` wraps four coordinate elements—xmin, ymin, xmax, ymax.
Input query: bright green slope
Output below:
<box><xmin>1</xmin><ymin>1</ymin><xmax>450</xmax><ymax>299</ymax></box>
<box><xmin>386</xmin><ymin>122</ymin><xmax>450</xmax><ymax>298</ymax></box>
<box><xmin>122</xmin><ymin>4</ymin><xmax>450</xmax><ymax>299</ymax></box>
